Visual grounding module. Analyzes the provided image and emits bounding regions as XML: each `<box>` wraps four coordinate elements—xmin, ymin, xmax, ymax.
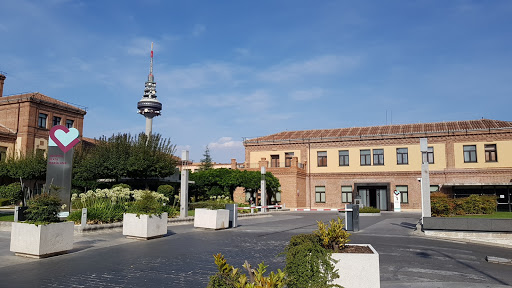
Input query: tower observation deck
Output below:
<box><xmin>137</xmin><ymin>42</ymin><xmax>162</xmax><ymax>136</ymax></box>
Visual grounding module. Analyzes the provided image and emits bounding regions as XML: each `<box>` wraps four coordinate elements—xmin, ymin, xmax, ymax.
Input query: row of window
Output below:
<box><xmin>270</xmin><ymin>152</ymin><xmax>295</xmax><ymax>167</ymax></box>
<box><xmin>314</xmin><ymin>185</ymin><xmax>441</xmax><ymax>204</ymax></box>
<box><xmin>317</xmin><ymin>144</ymin><xmax>498</xmax><ymax>167</ymax></box>
<box><xmin>464</xmin><ymin>144</ymin><xmax>497</xmax><ymax>163</ymax></box>
<box><xmin>38</xmin><ymin>113</ymin><xmax>74</xmax><ymax>129</ymax></box>
<box><xmin>318</xmin><ymin>147</ymin><xmax>435</xmax><ymax>167</ymax></box>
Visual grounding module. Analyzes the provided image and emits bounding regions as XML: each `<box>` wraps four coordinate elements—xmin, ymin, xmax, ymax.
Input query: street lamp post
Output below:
<box><xmin>261</xmin><ymin>166</ymin><xmax>266</xmax><ymax>213</ymax></box>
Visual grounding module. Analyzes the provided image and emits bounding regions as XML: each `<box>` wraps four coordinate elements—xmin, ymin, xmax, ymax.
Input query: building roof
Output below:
<box><xmin>0</xmin><ymin>92</ymin><xmax>87</xmax><ymax>114</ymax></box>
<box><xmin>245</xmin><ymin>119</ymin><xmax>512</xmax><ymax>144</ymax></box>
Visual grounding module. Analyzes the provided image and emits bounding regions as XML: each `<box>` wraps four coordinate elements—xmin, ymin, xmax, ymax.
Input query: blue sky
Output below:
<box><xmin>1</xmin><ymin>0</ymin><xmax>511</xmax><ymax>163</ymax></box>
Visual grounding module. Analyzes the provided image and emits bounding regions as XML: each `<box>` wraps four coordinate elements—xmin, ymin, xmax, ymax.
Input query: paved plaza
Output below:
<box><xmin>0</xmin><ymin>212</ymin><xmax>511</xmax><ymax>287</ymax></box>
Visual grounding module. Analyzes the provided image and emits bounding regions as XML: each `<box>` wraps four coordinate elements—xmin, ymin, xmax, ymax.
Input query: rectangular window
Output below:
<box><xmin>484</xmin><ymin>144</ymin><xmax>497</xmax><ymax>162</ymax></box>
<box><xmin>285</xmin><ymin>152</ymin><xmax>294</xmax><ymax>167</ymax></box>
<box><xmin>463</xmin><ymin>145</ymin><xmax>477</xmax><ymax>163</ymax></box>
<box><xmin>66</xmin><ymin>119</ymin><xmax>74</xmax><ymax>128</ymax></box>
<box><xmin>427</xmin><ymin>147</ymin><xmax>434</xmax><ymax>164</ymax></box>
<box><xmin>315</xmin><ymin>186</ymin><xmax>326</xmax><ymax>203</ymax></box>
<box><xmin>339</xmin><ymin>150</ymin><xmax>349</xmax><ymax>166</ymax></box>
<box><xmin>0</xmin><ymin>147</ymin><xmax>7</xmax><ymax>162</ymax></box>
<box><xmin>396</xmin><ymin>148</ymin><xmax>408</xmax><ymax>165</ymax></box>
<box><xmin>317</xmin><ymin>151</ymin><xmax>327</xmax><ymax>167</ymax></box>
<box><xmin>360</xmin><ymin>149</ymin><xmax>371</xmax><ymax>166</ymax></box>
<box><xmin>396</xmin><ymin>185</ymin><xmax>408</xmax><ymax>203</ymax></box>
<box><xmin>430</xmin><ymin>185</ymin><xmax>440</xmax><ymax>193</ymax></box>
<box><xmin>38</xmin><ymin>113</ymin><xmax>47</xmax><ymax>128</ymax></box>
<box><xmin>53</xmin><ymin>116</ymin><xmax>61</xmax><ymax>127</ymax></box>
<box><xmin>271</xmin><ymin>155</ymin><xmax>280</xmax><ymax>168</ymax></box>
<box><xmin>341</xmin><ymin>186</ymin><xmax>352</xmax><ymax>203</ymax></box>
<box><xmin>373</xmin><ymin>149</ymin><xmax>384</xmax><ymax>165</ymax></box>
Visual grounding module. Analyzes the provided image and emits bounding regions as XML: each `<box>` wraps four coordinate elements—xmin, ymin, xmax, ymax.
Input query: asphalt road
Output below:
<box><xmin>0</xmin><ymin>212</ymin><xmax>510</xmax><ymax>287</ymax></box>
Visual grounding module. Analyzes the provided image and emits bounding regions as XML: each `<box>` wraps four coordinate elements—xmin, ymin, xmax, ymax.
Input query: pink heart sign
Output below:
<box><xmin>49</xmin><ymin>125</ymin><xmax>80</xmax><ymax>153</ymax></box>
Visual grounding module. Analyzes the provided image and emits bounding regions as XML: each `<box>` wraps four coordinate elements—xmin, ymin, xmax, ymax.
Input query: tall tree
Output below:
<box><xmin>199</xmin><ymin>146</ymin><xmax>213</xmax><ymax>171</ymax></box>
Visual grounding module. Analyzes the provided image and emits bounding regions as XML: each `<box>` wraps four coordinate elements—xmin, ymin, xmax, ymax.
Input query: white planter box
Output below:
<box><xmin>194</xmin><ymin>208</ymin><xmax>229</xmax><ymax>229</ymax></box>
<box><xmin>10</xmin><ymin>221</ymin><xmax>74</xmax><ymax>258</ymax></box>
<box><xmin>331</xmin><ymin>244</ymin><xmax>380</xmax><ymax>288</ymax></box>
<box><xmin>123</xmin><ymin>212</ymin><xmax>168</xmax><ymax>239</ymax></box>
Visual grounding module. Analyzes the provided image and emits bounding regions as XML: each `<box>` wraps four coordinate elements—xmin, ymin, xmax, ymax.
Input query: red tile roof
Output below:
<box><xmin>245</xmin><ymin>119</ymin><xmax>512</xmax><ymax>144</ymax></box>
<box><xmin>0</xmin><ymin>92</ymin><xmax>86</xmax><ymax>114</ymax></box>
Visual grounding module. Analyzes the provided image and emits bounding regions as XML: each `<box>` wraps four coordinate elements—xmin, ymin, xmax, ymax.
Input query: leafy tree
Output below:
<box><xmin>199</xmin><ymin>146</ymin><xmax>213</xmax><ymax>171</ymax></box>
<box><xmin>126</xmin><ymin>133</ymin><xmax>177</xmax><ymax>181</ymax></box>
<box><xmin>6</xmin><ymin>152</ymin><xmax>47</xmax><ymax>205</ymax></box>
<box><xmin>73</xmin><ymin>133</ymin><xmax>177</xmax><ymax>189</ymax></box>
<box><xmin>190</xmin><ymin>168</ymin><xmax>280</xmax><ymax>203</ymax></box>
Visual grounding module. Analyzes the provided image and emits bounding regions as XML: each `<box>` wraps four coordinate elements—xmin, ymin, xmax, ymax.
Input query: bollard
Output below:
<box><xmin>345</xmin><ymin>204</ymin><xmax>353</xmax><ymax>231</ymax></box>
<box><xmin>225</xmin><ymin>204</ymin><xmax>238</xmax><ymax>228</ymax></box>
<box><xmin>14</xmin><ymin>206</ymin><xmax>27</xmax><ymax>222</ymax></box>
<box><xmin>81</xmin><ymin>208</ymin><xmax>87</xmax><ymax>228</ymax></box>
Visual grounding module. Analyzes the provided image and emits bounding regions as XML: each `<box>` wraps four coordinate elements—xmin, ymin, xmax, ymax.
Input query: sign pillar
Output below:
<box><xmin>261</xmin><ymin>166</ymin><xmax>266</xmax><ymax>213</ymax></box>
<box><xmin>393</xmin><ymin>190</ymin><xmax>401</xmax><ymax>212</ymax></box>
<box><xmin>46</xmin><ymin>125</ymin><xmax>80</xmax><ymax>217</ymax></box>
<box><xmin>180</xmin><ymin>150</ymin><xmax>189</xmax><ymax>219</ymax></box>
<box><xmin>420</xmin><ymin>138</ymin><xmax>431</xmax><ymax>220</ymax></box>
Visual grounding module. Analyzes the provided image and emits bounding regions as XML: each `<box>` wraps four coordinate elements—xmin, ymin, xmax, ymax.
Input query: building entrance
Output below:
<box><xmin>357</xmin><ymin>186</ymin><xmax>388</xmax><ymax>211</ymax></box>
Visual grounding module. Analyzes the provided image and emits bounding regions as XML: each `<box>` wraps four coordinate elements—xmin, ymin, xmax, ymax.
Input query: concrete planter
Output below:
<box><xmin>10</xmin><ymin>221</ymin><xmax>74</xmax><ymax>258</ymax></box>
<box><xmin>123</xmin><ymin>212</ymin><xmax>168</xmax><ymax>240</ymax></box>
<box><xmin>194</xmin><ymin>208</ymin><xmax>229</xmax><ymax>229</ymax></box>
<box><xmin>331</xmin><ymin>244</ymin><xmax>380</xmax><ymax>288</ymax></box>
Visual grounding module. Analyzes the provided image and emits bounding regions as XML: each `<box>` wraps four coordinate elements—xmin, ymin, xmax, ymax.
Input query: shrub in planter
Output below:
<box><xmin>284</xmin><ymin>217</ymin><xmax>379</xmax><ymax>288</ymax></box>
<box><xmin>24</xmin><ymin>193</ymin><xmax>61</xmax><ymax>224</ymax></box>
<box><xmin>284</xmin><ymin>233</ymin><xmax>340</xmax><ymax>288</ymax></box>
<box><xmin>10</xmin><ymin>193</ymin><xmax>74</xmax><ymax>258</ymax></box>
<box><xmin>431</xmin><ymin>192</ymin><xmax>454</xmax><ymax>216</ymax></box>
<box><xmin>123</xmin><ymin>190</ymin><xmax>169</xmax><ymax>239</ymax></box>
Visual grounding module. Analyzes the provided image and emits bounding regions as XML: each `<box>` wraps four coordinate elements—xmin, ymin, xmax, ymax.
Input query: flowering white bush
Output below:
<box><xmin>71</xmin><ymin>187</ymin><xmax>168</xmax><ymax>209</ymax></box>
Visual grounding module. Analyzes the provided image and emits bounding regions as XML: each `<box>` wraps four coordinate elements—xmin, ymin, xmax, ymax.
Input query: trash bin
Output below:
<box><xmin>225</xmin><ymin>204</ymin><xmax>238</xmax><ymax>228</ymax></box>
<box><xmin>344</xmin><ymin>204</ymin><xmax>359</xmax><ymax>232</ymax></box>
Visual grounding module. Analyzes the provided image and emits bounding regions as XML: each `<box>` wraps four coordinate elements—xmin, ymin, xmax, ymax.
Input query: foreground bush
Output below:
<box><xmin>207</xmin><ymin>253</ymin><xmax>285</xmax><ymax>288</ymax></box>
<box><xmin>431</xmin><ymin>193</ymin><xmax>497</xmax><ymax>217</ymax></box>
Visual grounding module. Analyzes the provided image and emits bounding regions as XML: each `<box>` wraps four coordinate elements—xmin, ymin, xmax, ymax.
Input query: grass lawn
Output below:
<box><xmin>188</xmin><ymin>210</ymin><xmax>195</xmax><ymax>217</ymax></box>
<box><xmin>455</xmin><ymin>211</ymin><xmax>512</xmax><ymax>219</ymax></box>
<box><xmin>0</xmin><ymin>213</ymin><xmax>14</xmax><ymax>222</ymax></box>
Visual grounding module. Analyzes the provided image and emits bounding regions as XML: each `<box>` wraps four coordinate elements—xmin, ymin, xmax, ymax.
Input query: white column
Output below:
<box><xmin>145</xmin><ymin>117</ymin><xmax>153</xmax><ymax>136</ymax></box>
<box><xmin>420</xmin><ymin>138</ymin><xmax>431</xmax><ymax>219</ymax></box>
<box><xmin>180</xmin><ymin>150</ymin><xmax>190</xmax><ymax>219</ymax></box>
<box><xmin>261</xmin><ymin>166</ymin><xmax>266</xmax><ymax>213</ymax></box>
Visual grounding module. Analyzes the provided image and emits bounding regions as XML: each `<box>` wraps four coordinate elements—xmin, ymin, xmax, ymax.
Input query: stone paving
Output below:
<box><xmin>0</xmin><ymin>212</ymin><xmax>511</xmax><ymax>287</ymax></box>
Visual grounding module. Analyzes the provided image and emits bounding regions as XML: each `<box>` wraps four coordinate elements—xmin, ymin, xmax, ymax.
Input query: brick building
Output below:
<box><xmin>242</xmin><ymin>119</ymin><xmax>512</xmax><ymax>212</ymax></box>
<box><xmin>0</xmin><ymin>74</ymin><xmax>87</xmax><ymax>160</ymax></box>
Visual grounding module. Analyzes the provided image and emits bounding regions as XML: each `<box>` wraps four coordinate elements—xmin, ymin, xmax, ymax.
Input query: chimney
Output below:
<box><xmin>0</xmin><ymin>74</ymin><xmax>5</xmax><ymax>98</ymax></box>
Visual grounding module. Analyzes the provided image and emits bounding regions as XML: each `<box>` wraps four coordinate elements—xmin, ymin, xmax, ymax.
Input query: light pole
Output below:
<box><xmin>180</xmin><ymin>150</ymin><xmax>189</xmax><ymax>219</ymax></box>
<box><xmin>420</xmin><ymin>138</ymin><xmax>431</xmax><ymax>221</ymax></box>
<box><xmin>261</xmin><ymin>166</ymin><xmax>266</xmax><ymax>213</ymax></box>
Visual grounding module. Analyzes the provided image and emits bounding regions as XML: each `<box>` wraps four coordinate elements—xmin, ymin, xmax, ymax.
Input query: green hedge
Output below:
<box><xmin>189</xmin><ymin>201</ymin><xmax>228</xmax><ymax>210</ymax></box>
<box><xmin>0</xmin><ymin>198</ymin><xmax>11</xmax><ymax>206</ymax></box>
<box><xmin>0</xmin><ymin>183</ymin><xmax>22</xmax><ymax>205</ymax></box>
<box><xmin>431</xmin><ymin>193</ymin><xmax>497</xmax><ymax>217</ymax></box>
<box><xmin>360</xmin><ymin>206</ymin><xmax>380</xmax><ymax>213</ymax></box>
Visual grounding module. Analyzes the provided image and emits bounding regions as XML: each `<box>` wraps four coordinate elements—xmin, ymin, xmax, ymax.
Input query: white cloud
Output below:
<box><xmin>209</xmin><ymin>137</ymin><xmax>243</xmax><ymax>149</ymax></box>
<box><xmin>259</xmin><ymin>55</ymin><xmax>361</xmax><ymax>83</ymax></box>
<box><xmin>290</xmin><ymin>88</ymin><xmax>325</xmax><ymax>101</ymax></box>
